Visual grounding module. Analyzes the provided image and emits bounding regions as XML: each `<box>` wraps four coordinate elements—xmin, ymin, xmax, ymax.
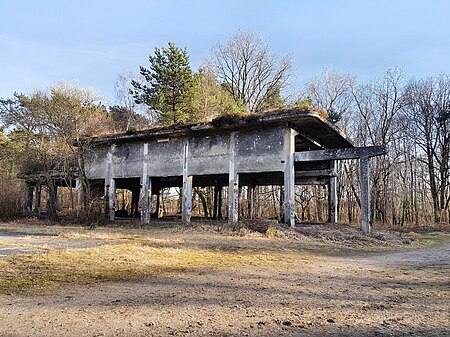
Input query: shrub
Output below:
<box><xmin>266</xmin><ymin>225</ymin><xmax>277</xmax><ymax>239</ymax></box>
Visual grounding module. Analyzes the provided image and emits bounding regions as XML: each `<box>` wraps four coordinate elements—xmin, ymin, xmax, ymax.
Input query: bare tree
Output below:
<box><xmin>112</xmin><ymin>72</ymin><xmax>153</xmax><ymax>131</ymax></box>
<box><xmin>351</xmin><ymin>68</ymin><xmax>406</xmax><ymax>224</ymax></box>
<box><xmin>404</xmin><ymin>75</ymin><xmax>450</xmax><ymax>223</ymax></box>
<box><xmin>303</xmin><ymin>68</ymin><xmax>355</xmax><ymax>124</ymax></box>
<box><xmin>1</xmin><ymin>82</ymin><xmax>111</xmax><ymax>220</ymax></box>
<box><xmin>187</xmin><ymin>62</ymin><xmax>242</xmax><ymax>122</ymax></box>
<box><xmin>210</xmin><ymin>32</ymin><xmax>292</xmax><ymax>113</ymax></box>
<box><xmin>114</xmin><ymin>72</ymin><xmax>137</xmax><ymax>131</ymax></box>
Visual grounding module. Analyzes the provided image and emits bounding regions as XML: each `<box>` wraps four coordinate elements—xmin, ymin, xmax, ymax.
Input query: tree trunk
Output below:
<box><xmin>45</xmin><ymin>180</ymin><xmax>58</xmax><ymax>220</ymax></box>
<box><xmin>194</xmin><ymin>187</ymin><xmax>209</xmax><ymax>218</ymax></box>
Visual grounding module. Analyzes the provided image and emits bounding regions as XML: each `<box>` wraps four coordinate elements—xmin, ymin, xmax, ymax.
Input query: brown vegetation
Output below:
<box><xmin>0</xmin><ymin>169</ymin><xmax>22</xmax><ymax>219</ymax></box>
<box><xmin>0</xmin><ymin>221</ymin><xmax>448</xmax><ymax>336</ymax></box>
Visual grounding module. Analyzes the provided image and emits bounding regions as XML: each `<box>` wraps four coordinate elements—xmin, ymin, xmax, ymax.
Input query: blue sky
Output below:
<box><xmin>1</xmin><ymin>0</ymin><xmax>449</xmax><ymax>104</ymax></box>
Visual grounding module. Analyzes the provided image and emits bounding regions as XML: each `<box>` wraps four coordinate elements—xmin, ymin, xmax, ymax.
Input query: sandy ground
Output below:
<box><xmin>0</xmin><ymin>223</ymin><xmax>449</xmax><ymax>337</ymax></box>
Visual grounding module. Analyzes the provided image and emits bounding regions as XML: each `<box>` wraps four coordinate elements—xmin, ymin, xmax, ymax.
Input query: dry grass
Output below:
<box><xmin>1</xmin><ymin>221</ymin><xmax>447</xmax><ymax>296</ymax></box>
<box><xmin>1</xmin><ymin>221</ymin><xmax>449</xmax><ymax>337</ymax></box>
<box><xmin>0</xmin><ymin>241</ymin><xmax>282</xmax><ymax>295</ymax></box>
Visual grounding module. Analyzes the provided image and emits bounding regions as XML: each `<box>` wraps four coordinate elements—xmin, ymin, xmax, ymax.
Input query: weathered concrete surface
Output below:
<box><xmin>188</xmin><ymin>134</ymin><xmax>230</xmax><ymax>175</ymax></box>
<box><xmin>283</xmin><ymin>127</ymin><xmax>297</xmax><ymax>226</ymax></box>
<box><xmin>234</xmin><ymin>127</ymin><xmax>285</xmax><ymax>173</ymax></box>
<box><xmin>86</xmin><ymin>126</ymin><xmax>286</xmax><ymax>181</ymax></box>
<box><xmin>147</xmin><ymin>138</ymin><xmax>184</xmax><ymax>177</ymax></box>
<box><xmin>80</xmin><ymin>109</ymin><xmax>363</xmax><ymax>224</ymax></box>
<box><xmin>112</xmin><ymin>142</ymin><xmax>143</xmax><ymax>178</ymax></box>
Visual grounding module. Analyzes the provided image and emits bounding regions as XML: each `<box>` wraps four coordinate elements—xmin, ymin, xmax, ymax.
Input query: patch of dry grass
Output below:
<box><xmin>61</xmin><ymin>230</ymin><xmax>185</xmax><ymax>244</ymax></box>
<box><xmin>1</xmin><ymin>221</ymin><xmax>447</xmax><ymax>296</ymax></box>
<box><xmin>0</xmin><ymin>242</ymin><xmax>282</xmax><ymax>295</ymax></box>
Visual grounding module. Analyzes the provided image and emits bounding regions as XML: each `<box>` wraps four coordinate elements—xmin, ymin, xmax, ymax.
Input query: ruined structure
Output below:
<box><xmin>74</xmin><ymin>108</ymin><xmax>385</xmax><ymax>233</ymax></box>
<box><xmin>22</xmin><ymin>108</ymin><xmax>385</xmax><ymax>232</ymax></box>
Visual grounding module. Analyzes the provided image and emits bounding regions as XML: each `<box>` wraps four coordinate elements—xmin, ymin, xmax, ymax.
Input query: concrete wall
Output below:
<box><xmin>147</xmin><ymin>138</ymin><xmax>184</xmax><ymax>177</ymax></box>
<box><xmin>234</xmin><ymin>128</ymin><xmax>284</xmax><ymax>173</ymax></box>
<box><xmin>85</xmin><ymin>126</ymin><xmax>287</xmax><ymax>180</ymax></box>
<box><xmin>85</xmin><ymin>146</ymin><xmax>109</xmax><ymax>179</ymax></box>
<box><xmin>112</xmin><ymin>142</ymin><xmax>144</xmax><ymax>178</ymax></box>
<box><xmin>188</xmin><ymin>134</ymin><xmax>230</xmax><ymax>175</ymax></box>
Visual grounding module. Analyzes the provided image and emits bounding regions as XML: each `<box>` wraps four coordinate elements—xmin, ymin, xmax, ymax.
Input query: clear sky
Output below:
<box><xmin>1</xmin><ymin>0</ymin><xmax>449</xmax><ymax>105</ymax></box>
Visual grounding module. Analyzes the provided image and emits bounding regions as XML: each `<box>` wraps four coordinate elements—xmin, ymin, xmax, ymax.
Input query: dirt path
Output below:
<box><xmin>0</xmin><ymin>225</ymin><xmax>448</xmax><ymax>337</ymax></box>
<box><xmin>0</xmin><ymin>229</ymin><xmax>119</xmax><ymax>256</ymax></box>
<box><xmin>355</xmin><ymin>241</ymin><xmax>450</xmax><ymax>268</ymax></box>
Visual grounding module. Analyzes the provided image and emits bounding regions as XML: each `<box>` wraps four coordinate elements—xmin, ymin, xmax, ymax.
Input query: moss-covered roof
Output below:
<box><xmin>85</xmin><ymin>107</ymin><xmax>353</xmax><ymax>149</ymax></box>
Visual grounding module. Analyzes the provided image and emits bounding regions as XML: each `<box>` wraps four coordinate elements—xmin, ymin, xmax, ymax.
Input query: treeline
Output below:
<box><xmin>0</xmin><ymin>31</ymin><xmax>448</xmax><ymax>226</ymax></box>
<box><xmin>300</xmin><ymin>68</ymin><xmax>449</xmax><ymax>226</ymax></box>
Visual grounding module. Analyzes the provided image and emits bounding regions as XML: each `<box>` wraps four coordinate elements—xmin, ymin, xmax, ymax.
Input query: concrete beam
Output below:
<box><xmin>295</xmin><ymin>145</ymin><xmax>386</xmax><ymax>233</ymax></box>
<box><xmin>295</xmin><ymin>169</ymin><xmax>333</xmax><ymax>177</ymax></box>
<box><xmin>294</xmin><ymin>146</ymin><xmax>386</xmax><ymax>162</ymax></box>
<box><xmin>295</xmin><ymin>177</ymin><xmax>330</xmax><ymax>185</ymax></box>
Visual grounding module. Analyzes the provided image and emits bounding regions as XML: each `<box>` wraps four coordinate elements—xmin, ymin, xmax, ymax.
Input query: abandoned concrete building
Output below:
<box><xmin>24</xmin><ymin>108</ymin><xmax>385</xmax><ymax>233</ymax></box>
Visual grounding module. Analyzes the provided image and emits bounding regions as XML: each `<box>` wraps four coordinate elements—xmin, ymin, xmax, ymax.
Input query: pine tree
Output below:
<box><xmin>131</xmin><ymin>42</ymin><xmax>194</xmax><ymax>125</ymax></box>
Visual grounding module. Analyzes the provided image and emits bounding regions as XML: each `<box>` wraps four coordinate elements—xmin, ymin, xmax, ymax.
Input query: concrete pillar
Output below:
<box><xmin>228</xmin><ymin>132</ymin><xmax>239</xmax><ymax>224</ymax></box>
<box><xmin>141</xmin><ymin>143</ymin><xmax>151</xmax><ymax>225</ymax></box>
<box><xmin>140</xmin><ymin>177</ymin><xmax>151</xmax><ymax>225</ymax></box>
<box><xmin>182</xmin><ymin>141</ymin><xmax>193</xmax><ymax>224</ymax></box>
<box><xmin>34</xmin><ymin>184</ymin><xmax>42</xmax><ymax>217</ymax></box>
<box><xmin>228</xmin><ymin>171</ymin><xmax>239</xmax><ymax>224</ymax></box>
<box><xmin>283</xmin><ymin>128</ymin><xmax>297</xmax><ymax>227</ymax></box>
<box><xmin>75</xmin><ymin>178</ymin><xmax>83</xmax><ymax>217</ymax></box>
<box><xmin>105</xmin><ymin>144</ymin><xmax>115</xmax><ymax>220</ymax></box>
<box><xmin>360</xmin><ymin>157</ymin><xmax>371</xmax><ymax>233</ymax></box>
<box><xmin>182</xmin><ymin>176</ymin><xmax>193</xmax><ymax>224</ymax></box>
<box><xmin>328</xmin><ymin>161</ymin><xmax>338</xmax><ymax>223</ymax></box>
<box><xmin>107</xmin><ymin>178</ymin><xmax>116</xmax><ymax>221</ymax></box>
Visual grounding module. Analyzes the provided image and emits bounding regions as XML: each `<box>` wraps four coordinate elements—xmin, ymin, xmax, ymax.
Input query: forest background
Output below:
<box><xmin>0</xmin><ymin>30</ymin><xmax>448</xmax><ymax>227</ymax></box>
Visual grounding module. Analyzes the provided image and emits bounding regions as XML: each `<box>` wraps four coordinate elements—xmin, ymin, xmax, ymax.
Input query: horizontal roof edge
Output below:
<box><xmin>83</xmin><ymin>108</ymin><xmax>353</xmax><ymax>149</ymax></box>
